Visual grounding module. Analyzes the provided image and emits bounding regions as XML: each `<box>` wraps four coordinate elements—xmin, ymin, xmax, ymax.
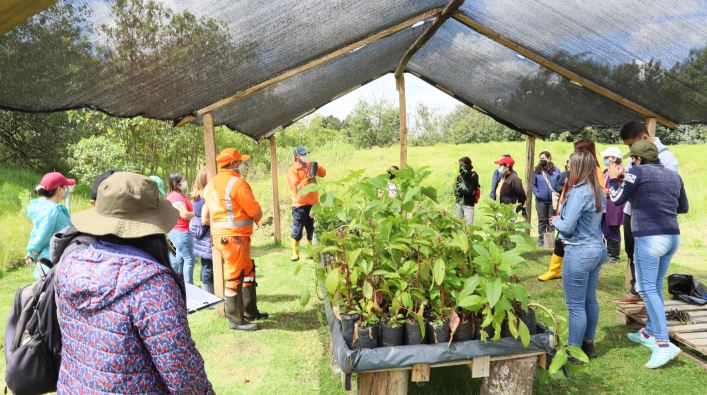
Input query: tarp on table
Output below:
<box><xmin>324</xmin><ymin>296</ymin><xmax>554</xmax><ymax>374</ymax></box>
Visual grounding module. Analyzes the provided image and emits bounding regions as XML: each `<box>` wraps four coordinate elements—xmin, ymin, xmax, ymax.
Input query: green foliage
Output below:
<box><xmin>343</xmin><ymin>98</ymin><xmax>400</xmax><ymax>149</ymax></box>
<box><xmin>67</xmin><ymin>135</ymin><xmax>139</xmax><ymax>185</ymax></box>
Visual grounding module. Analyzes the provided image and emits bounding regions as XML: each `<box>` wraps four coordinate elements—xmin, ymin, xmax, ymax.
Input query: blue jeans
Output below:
<box><xmin>200</xmin><ymin>258</ymin><xmax>213</xmax><ymax>284</ymax></box>
<box><xmin>562</xmin><ymin>244</ymin><xmax>606</xmax><ymax>346</ymax></box>
<box><xmin>169</xmin><ymin>230</ymin><xmax>195</xmax><ymax>284</ymax></box>
<box><xmin>634</xmin><ymin>235</ymin><xmax>680</xmax><ymax>341</ymax></box>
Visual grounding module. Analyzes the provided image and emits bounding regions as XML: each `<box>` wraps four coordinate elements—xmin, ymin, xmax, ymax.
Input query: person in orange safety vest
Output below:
<box><xmin>287</xmin><ymin>147</ymin><xmax>326</xmax><ymax>261</ymax></box>
<box><xmin>202</xmin><ymin>147</ymin><xmax>268</xmax><ymax>331</ymax></box>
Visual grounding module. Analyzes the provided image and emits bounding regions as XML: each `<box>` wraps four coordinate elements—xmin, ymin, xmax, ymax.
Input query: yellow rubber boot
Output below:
<box><xmin>537</xmin><ymin>254</ymin><xmax>563</xmax><ymax>281</ymax></box>
<box><xmin>290</xmin><ymin>239</ymin><xmax>300</xmax><ymax>261</ymax></box>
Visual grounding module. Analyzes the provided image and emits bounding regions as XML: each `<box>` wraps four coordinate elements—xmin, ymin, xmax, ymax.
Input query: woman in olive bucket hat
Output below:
<box><xmin>54</xmin><ymin>172</ymin><xmax>214</xmax><ymax>394</ymax></box>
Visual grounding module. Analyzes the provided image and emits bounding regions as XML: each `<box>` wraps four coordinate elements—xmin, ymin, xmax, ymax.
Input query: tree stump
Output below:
<box><xmin>480</xmin><ymin>356</ymin><xmax>537</xmax><ymax>395</ymax></box>
<box><xmin>357</xmin><ymin>371</ymin><xmax>409</xmax><ymax>395</ymax></box>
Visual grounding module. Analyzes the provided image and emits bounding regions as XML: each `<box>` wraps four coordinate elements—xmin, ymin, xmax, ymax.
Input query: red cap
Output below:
<box><xmin>39</xmin><ymin>172</ymin><xmax>76</xmax><ymax>191</ymax></box>
<box><xmin>494</xmin><ymin>156</ymin><xmax>515</xmax><ymax>166</ymax></box>
<box><xmin>216</xmin><ymin>148</ymin><xmax>250</xmax><ymax>167</ymax></box>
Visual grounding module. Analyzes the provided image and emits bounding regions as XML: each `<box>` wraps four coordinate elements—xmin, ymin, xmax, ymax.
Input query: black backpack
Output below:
<box><xmin>4</xmin><ymin>228</ymin><xmax>92</xmax><ymax>395</ymax></box>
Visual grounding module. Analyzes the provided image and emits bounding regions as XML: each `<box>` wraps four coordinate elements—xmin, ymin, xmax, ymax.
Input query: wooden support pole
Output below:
<box><xmin>453</xmin><ymin>12</ymin><xmax>678</xmax><ymax>130</ymax></box>
<box><xmin>480</xmin><ymin>356</ymin><xmax>537</xmax><ymax>395</ymax></box>
<box><xmin>202</xmin><ymin>113</ymin><xmax>225</xmax><ymax>316</ymax></box>
<box><xmin>524</xmin><ymin>135</ymin><xmax>536</xmax><ymax>235</ymax></box>
<box><xmin>357</xmin><ymin>371</ymin><xmax>409</xmax><ymax>395</ymax></box>
<box><xmin>397</xmin><ymin>74</ymin><xmax>408</xmax><ymax>169</ymax></box>
<box><xmin>646</xmin><ymin>117</ymin><xmax>657</xmax><ymax>137</ymax></box>
<box><xmin>269</xmin><ymin>135</ymin><xmax>282</xmax><ymax>245</ymax></box>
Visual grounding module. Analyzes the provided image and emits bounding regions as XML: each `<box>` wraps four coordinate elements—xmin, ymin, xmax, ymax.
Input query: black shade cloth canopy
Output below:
<box><xmin>1</xmin><ymin>0</ymin><xmax>705</xmax><ymax>139</ymax></box>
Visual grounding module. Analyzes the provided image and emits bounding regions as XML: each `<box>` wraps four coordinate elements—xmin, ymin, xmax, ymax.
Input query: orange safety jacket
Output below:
<box><xmin>204</xmin><ymin>169</ymin><xmax>262</xmax><ymax>236</ymax></box>
<box><xmin>287</xmin><ymin>161</ymin><xmax>326</xmax><ymax>207</ymax></box>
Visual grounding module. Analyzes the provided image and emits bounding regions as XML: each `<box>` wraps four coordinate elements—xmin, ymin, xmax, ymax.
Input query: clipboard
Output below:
<box><xmin>185</xmin><ymin>282</ymin><xmax>224</xmax><ymax>314</ymax></box>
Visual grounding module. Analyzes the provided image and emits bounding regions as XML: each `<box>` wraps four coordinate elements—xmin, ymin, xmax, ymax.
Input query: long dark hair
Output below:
<box><xmin>96</xmin><ymin>234</ymin><xmax>186</xmax><ymax>300</ymax></box>
<box><xmin>168</xmin><ymin>172</ymin><xmax>184</xmax><ymax>194</ymax></box>
<box><xmin>534</xmin><ymin>151</ymin><xmax>555</xmax><ymax>174</ymax></box>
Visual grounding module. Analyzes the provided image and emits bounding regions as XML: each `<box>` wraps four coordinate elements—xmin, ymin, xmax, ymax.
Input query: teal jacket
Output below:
<box><xmin>26</xmin><ymin>197</ymin><xmax>71</xmax><ymax>273</ymax></box>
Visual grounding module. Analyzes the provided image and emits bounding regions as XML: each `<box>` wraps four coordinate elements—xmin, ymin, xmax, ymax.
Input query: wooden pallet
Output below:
<box><xmin>616</xmin><ymin>299</ymin><xmax>707</xmax><ymax>364</ymax></box>
<box><xmin>335</xmin><ymin>349</ymin><xmax>548</xmax><ymax>394</ymax></box>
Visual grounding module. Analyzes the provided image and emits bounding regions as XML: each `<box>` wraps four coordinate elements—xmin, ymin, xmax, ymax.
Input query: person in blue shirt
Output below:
<box><xmin>551</xmin><ymin>150</ymin><xmax>607</xmax><ymax>363</ymax></box>
<box><xmin>532</xmin><ymin>151</ymin><xmax>561</xmax><ymax>246</ymax></box>
<box><xmin>26</xmin><ymin>172</ymin><xmax>75</xmax><ymax>279</ymax></box>
<box><xmin>609</xmin><ymin>140</ymin><xmax>688</xmax><ymax>369</ymax></box>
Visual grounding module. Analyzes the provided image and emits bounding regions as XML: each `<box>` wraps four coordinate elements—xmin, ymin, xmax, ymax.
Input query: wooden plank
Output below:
<box><xmin>537</xmin><ymin>353</ymin><xmax>548</xmax><ymax>370</ymax></box>
<box><xmin>669</xmin><ymin>323</ymin><xmax>707</xmax><ymax>334</ymax></box>
<box><xmin>524</xmin><ymin>135</ymin><xmax>536</xmax><ymax>234</ymax></box>
<box><xmin>0</xmin><ymin>0</ymin><xmax>56</xmax><ymax>36</ymax></box>
<box><xmin>452</xmin><ymin>12</ymin><xmax>679</xmax><ymax>129</ymax></box>
<box><xmin>678</xmin><ymin>347</ymin><xmax>707</xmax><ymax>369</ymax></box>
<box><xmin>480</xmin><ymin>356</ymin><xmax>537</xmax><ymax>395</ymax></box>
<box><xmin>203</xmin><ymin>113</ymin><xmax>225</xmax><ymax>316</ymax></box>
<box><xmin>175</xmin><ymin>114</ymin><xmax>197</xmax><ymax>128</ymax></box>
<box><xmin>411</xmin><ymin>364</ymin><xmax>430</xmax><ymax>382</ymax></box>
<box><xmin>268</xmin><ymin>136</ymin><xmax>282</xmax><ymax>244</ymax></box>
<box><xmin>682</xmin><ymin>338</ymin><xmax>707</xmax><ymax>348</ymax></box>
<box><xmin>471</xmin><ymin>355</ymin><xmax>491</xmax><ymax>378</ymax></box>
<box><xmin>688</xmin><ymin>310</ymin><xmax>707</xmax><ymax>318</ymax></box>
<box><xmin>396</xmin><ymin>74</ymin><xmax>408</xmax><ymax>169</ymax></box>
<box><xmin>675</xmin><ymin>332</ymin><xmax>707</xmax><ymax>341</ymax></box>
<box><xmin>646</xmin><ymin>117</ymin><xmax>657</xmax><ymax>137</ymax></box>
<box><xmin>357</xmin><ymin>371</ymin><xmax>408</xmax><ymax>395</ymax></box>
<box><xmin>394</xmin><ymin>0</ymin><xmax>464</xmax><ymax>77</ymax></box>
<box><xmin>197</xmin><ymin>8</ymin><xmax>443</xmax><ymax>116</ymax></box>
<box><xmin>616</xmin><ymin>310</ymin><xmax>633</xmax><ymax>325</ymax></box>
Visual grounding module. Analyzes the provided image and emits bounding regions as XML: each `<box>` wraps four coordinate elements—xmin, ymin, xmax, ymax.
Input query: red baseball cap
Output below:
<box><xmin>494</xmin><ymin>156</ymin><xmax>515</xmax><ymax>166</ymax></box>
<box><xmin>216</xmin><ymin>147</ymin><xmax>250</xmax><ymax>167</ymax></box>
<box><xmin>39</xmin><ymin>172</ymin><xmax>76</xmax><ymax>191</ymax></box>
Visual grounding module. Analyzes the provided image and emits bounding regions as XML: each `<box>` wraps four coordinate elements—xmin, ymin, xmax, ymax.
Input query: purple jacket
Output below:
<box><xmin>603</xmin><ymin>171</ymin><xmax>625</xmax><ymax>226</ymax></box>
<box><xmin>55</xmin><ymin>240</ymin><xmax>213</xmax><ymax>394</ymax></box>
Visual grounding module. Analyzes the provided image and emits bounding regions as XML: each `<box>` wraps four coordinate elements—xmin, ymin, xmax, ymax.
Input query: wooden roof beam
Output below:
<box><xmin>453</xmin><ymin>12</ymin><xmax>679</xmax><ymax>129</ymax></box>
<box><xmin>0</xmin><ymin>0</ymin><xmax>56</xmax><ymax>36</ymax></box>
<box><xmin>394</xmin><ymin>0</ymin><xmax>465</xmax><ymax>78</ymax></box>
<box><xmin>193</xmin><ymin>8</ymin><xmax>444</xmax><ymax>118</ymax></box>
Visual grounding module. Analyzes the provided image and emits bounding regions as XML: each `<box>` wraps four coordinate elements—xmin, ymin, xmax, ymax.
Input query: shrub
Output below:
<box><xmin>67</xmin><ymin>135</ymin><xmax>138</xmax><ymax>185</ymax></box>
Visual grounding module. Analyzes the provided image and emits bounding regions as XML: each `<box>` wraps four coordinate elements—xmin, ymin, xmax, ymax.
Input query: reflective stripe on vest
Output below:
<box><xmin>224</xmin><ymin>177</ymin><xmax>240</xmax><ymax>225</ymax></box>
<box><xmin>212</xmin><ymin>219</ymin><xmax>254</xmax><ymax>229</ymax></box>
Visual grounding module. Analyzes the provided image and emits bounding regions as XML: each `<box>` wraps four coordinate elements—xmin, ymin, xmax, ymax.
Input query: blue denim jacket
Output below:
<box><xmin>553</xmin><ymin>182</ymin><xmax>605</xmax><ymax>245</ymax></box>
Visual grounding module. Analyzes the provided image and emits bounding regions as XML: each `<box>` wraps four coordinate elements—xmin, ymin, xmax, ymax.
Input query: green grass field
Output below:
<box><xmin>1</xmin><ymin>141</ymin><xmax>706</xmax><ymax>394</ymax></box>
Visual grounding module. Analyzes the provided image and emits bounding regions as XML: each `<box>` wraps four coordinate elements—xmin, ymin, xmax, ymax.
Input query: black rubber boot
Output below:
<box><xmin>582</xmin><ymin>341</ymin><xmax>597</xmax><ymax>358</ymax></box>
<box><xmin>225</xmin><ymin>294</ymin><xmax>258</xmax><ymax>331</ymax></box>
<box><xmin>243</xmin><ymin>286</ymin><xmax>269</xmax><ymax>320</ymax></box>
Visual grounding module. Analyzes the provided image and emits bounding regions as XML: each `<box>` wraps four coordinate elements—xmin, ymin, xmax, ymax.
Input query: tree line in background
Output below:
<box><xmin>1</xmin><ymin>96</ymin><xmax>704</xmax><ymax>187</ymax></box>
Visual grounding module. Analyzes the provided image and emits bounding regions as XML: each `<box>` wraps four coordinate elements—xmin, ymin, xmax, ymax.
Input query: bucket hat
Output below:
<box><xmin>72</xmin><ymin>172</ymin><xmax>178</xmax><ymax>238</ymax></box>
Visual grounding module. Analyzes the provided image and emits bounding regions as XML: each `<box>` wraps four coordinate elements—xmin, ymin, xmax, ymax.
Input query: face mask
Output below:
<box><xmin>237</xmin><ymin>163</ymin><xmax>246</xmax><ymax>174</ymax></box>
<box><xmin>459</xmin><ymin>166</ymin><xmax>468</xmax><ymax>173</ymax></box>
<box><xmin>179</xmin><ymin>180</ymin><xmax>188</xmax><ymax>191</ymax></box>
<box><xmin>63</xmin><ymin>187</ymin><xmax>71</xmax><ymax>199</ymax></box>
<box><xmin>497</xmin><ymin>166</ymin><xmax>504</xmax><ymax>174</ymax></box>
<box><xmin>603</xmin><ymin>159</ymin><xmax>610</xmax><ymax>166</ymax></box>
<box><xmin>299</xmin><ymin>155</ymin><xmax>310</xmax><ymax>164</ymax></box>
<box><xmin>539</xmin><ymin>159</ymin><xmax>548</xmax><ymax>167</ymax></box>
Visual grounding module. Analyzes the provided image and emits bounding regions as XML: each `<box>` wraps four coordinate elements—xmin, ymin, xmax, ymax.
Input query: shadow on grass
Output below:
<box><xmin>258</xmin><ymin>308</ymin><xmax>325</xmax><ymax>332</ymax></box>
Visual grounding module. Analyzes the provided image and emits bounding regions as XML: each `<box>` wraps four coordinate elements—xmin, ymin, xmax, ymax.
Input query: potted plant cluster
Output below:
<box><xmin>307</xmin><ymin>166</ymin><xmax>547</xmax><ymax>351</ymax></box>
